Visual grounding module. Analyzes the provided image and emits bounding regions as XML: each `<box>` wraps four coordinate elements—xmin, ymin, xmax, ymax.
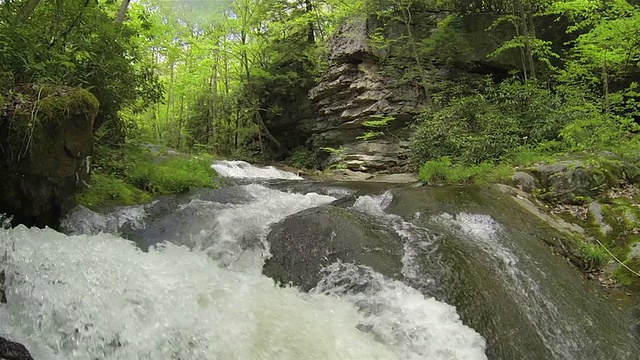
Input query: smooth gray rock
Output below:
<box><xmin>512</xmin><ymin>171</ymin><xmax>538</xmax><ymax>192</ymax></box>
<box><xmin>588</xmin><ymin>201</ymin><xmax>613</xmax><ymax>235</ymax></box>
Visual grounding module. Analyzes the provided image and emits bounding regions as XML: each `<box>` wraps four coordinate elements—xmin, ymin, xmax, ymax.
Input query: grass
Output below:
<box><xmin>418</xmin><ymin>157</ymin><xmax>514</xmax><ymax>184</ymax></box>
<box><xmin>578</xmin><ymin>241</ymin><xmax>610</xmax><ymax>270</ymax></box>
<box><xmin>75</xmin><ymin>144</ymin><xmax>218</xmax><ymax>209</ymax></box>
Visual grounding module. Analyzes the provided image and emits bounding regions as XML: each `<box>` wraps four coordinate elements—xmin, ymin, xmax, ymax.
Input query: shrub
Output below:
<box><xmin>76</xmin><ymin>144</ymin><xmax>217</xmax><ymax>209</ymax></box>
<box><xmin>418</xmin><ymin>157</ymin><xmax>514</xmax><ymax>184</ymax></box>
<box><xmin>289</xmin><ymin>149</ymin><xmax>318</xmax><ymax>169</ymax></box>
<box><xmin>411</xmin><ymin>79</ymin><xmax>570</xmax><ymax>167</ymax></box>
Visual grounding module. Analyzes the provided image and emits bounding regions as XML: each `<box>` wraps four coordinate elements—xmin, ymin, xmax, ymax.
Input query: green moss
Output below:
<box><xmin>613</xmin><ymin>257</ymin><xmax>640</xmax><ymax>291</ymax></box>
<box><xmin>37</xmin><ymin>88</ymin><xmax>99</xmax><ymax>124</ymax></box>
<box><xmin>76</xmin><ymin>144</ymin><xmax>219</xmax><ymax>209</ymax></box>
<box><xmin>128</xmin><ymin>155</ymin><xmax>218</xmax><ymax>194</ymax></box>
<box><xmin>75</xmin><ymin>173</ymin><xmax>152</xmax><ymax>209</ymax></box>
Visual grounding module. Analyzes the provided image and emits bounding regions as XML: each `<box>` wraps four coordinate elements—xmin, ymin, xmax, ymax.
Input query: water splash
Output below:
<box><xmin>313</xmin><ymin>263</ymin><xmax>487</xmax><ymax>360</ymax></box>
<box><xmin>212</xmin><ymin>160</ymin><xmax>303</xmax><ymax>180</ymax></box>
<box><xmin>351</xmin><ymin>192</ymin><xmax>441</xmax><ymax>294</ymax></box>
<box><xmin>0</xmin><ymin>227</ymin><xmax>402</xmax><ymax>360</ymax></box>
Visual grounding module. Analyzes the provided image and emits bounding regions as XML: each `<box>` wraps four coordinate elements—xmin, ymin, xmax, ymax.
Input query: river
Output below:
<box><xmin>0</xmin><ymin>161</ymin><xmax>638</xmax><ymax>359</ymax></box>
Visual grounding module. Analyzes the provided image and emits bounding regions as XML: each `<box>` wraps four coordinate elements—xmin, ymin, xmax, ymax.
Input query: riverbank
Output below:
<box><xmin>75</xmin><ymin>143</ymin><xmax>220</xmax><ymax>211</ymax></box>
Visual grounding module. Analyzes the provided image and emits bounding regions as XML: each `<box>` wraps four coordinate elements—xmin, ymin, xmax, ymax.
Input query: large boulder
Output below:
<box><xmin>525</xmin><ymin>158</ymin><xmax>640</xmax><ymax>204</ymax></box>
<box><xmin>263</xmin><ymin>205</ymin><xmax>404</xmax><ymax>291</ymax></box>
<box><xmin>0</xmin><ymin>86</ymin><xmax>98</xmax><ymax>228</ymax></box>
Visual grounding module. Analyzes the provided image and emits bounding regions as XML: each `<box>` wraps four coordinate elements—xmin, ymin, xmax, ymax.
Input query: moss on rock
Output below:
<box><xmin>614</xmin><ymin>256</ymin><xmax>640</xmax><ymax>291</ymax></box>
<box><xmin>0</xmin><ymin>85</ymin><xmax>99</xmax><ymax>228</ymax></box>
<box><xmin>36</xmin><ymin>87</ymin><xmax>99</xmax><ymax>124</ymax></box>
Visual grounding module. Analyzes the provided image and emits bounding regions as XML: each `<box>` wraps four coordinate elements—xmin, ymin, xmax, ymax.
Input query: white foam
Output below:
<box><xmin>314</xmin><ymin>263</ymin><xmax>487</xmax><ymax>360</ymax></box>
<box><xmin>0</xmin><ymin>226</ymin><xmax>487</xmax><ymax>360</ymax></box>
<box><xmin>212</xmin><ymin>160</ymin><xmax>303</xmax><ymax>180</ymax></box>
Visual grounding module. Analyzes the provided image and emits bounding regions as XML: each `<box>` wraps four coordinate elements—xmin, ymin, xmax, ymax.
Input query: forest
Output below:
<box><xmin>1</xmin><ymin>0</ymin><xmax>640</xmax><ymax>203</ymax></box>
<box><xmin>3</xmin><ymin>2</ymin><xmax>640</xmax><ymax>357</ymax></box>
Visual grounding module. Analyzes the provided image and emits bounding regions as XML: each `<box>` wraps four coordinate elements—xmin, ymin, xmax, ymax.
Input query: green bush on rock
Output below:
<box><xmin>288</xmin><ymin>148</ymin><xmax>318</xmax><ymax>170</ymax></box>
<box><xmin>75</xmin><ymin>144</ymin><xmax>218</xmax><ymax>209</ymax></box>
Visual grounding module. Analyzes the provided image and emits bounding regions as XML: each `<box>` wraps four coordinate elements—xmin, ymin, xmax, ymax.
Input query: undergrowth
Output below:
<box><xmin>76</xmin><ymin>143</ymin><xmax>218</xmax><ymax>209</ymax></box>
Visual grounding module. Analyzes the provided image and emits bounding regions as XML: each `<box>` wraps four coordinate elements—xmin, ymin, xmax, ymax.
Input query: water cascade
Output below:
<box><xmin>1</xmin><ymin>162</ymin><xmax>638</xmax><ymax>360</ymax></box>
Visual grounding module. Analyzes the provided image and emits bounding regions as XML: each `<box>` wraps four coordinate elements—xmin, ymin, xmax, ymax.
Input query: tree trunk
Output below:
<box><xmin>518</xmin><ymin>0</ymin><xmax>536</xmax><ymax>80</ymax></box>
<box><xmin>17</xmin><ymin>0</ymin><xmax>41</xmax><ymax>23</ymax></box>
<box><xmin>166</xmin><ymin>62</ymin><xmax>174</xmax><ymax>130</ymax></box>
<box><xmin>305</xmin><ymin>0</ymin><xmax>315</xmax><ymax>43</ymax></box>
<box><xmin>603</xmin><ymin>60</ymin><xmax>610</xmax><ymax>114</ymax></box>
<box><xmin>177</xmin><ymin>95</ymin><xmax>185</xmax><ymax>149</ymax></box>
<box><xmin>255</xmin><ymin>105</ymin><xmax>290</xmax><ymax>157</ymax></box>
<box><xmin>401</xmin><ymin>7</ymin><xmax>434</xmax><ymax>109</ymax></box>
<box><xmin>115</xmin><ymin>0</ymin><xmax>131</xmax><ymax>24</ymax></box>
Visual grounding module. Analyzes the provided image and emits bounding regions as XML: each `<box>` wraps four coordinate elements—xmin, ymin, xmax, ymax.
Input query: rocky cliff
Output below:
<box><xmin>304</xmin><ymin>17</ymin><xmax>423</xmax><ymax>172</ymax></box>
<box><xmin>0</xmin><ymin>82</ymin><xmax>98</xmax><ymax>228</ymax></box>
<box><xmin>299</xmin><ymin>14</ymin><xmax>567</xmax><ymax>173</ymax></box>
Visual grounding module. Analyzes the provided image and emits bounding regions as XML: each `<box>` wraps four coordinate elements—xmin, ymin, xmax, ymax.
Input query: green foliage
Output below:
<box><xmin>411</xmin><ymin>79</ymin><xmax>569</xmax><ymax>167</ymax></box>
<box><xmin>76</xmin><ymin>144</ymin><xmax>218</xmax><ymax>209</ymax></box>
<box><xmin>75</xmin><ymin>173</ymin><xmax>152</xmax><ymax>209</ymax></box>
<box><xmin>579</xmin><ymin>241</ymin><xmax>609</xmax><ymax>270</ymax></box>
<box><xmin>128</xmin><ymin>155</ymin><xmax>217</xmax><ymax>194</ymax></box>
<box><xmin>418</xmin><ymin>156</ymin><xmax>513</xmax><ymax>184</ymax></box>
<box><xmin>357</xmin><ymin>116</ymin><xmax>395</xmax><ymax>140</ymax></box>
<box><xmin>420</xmin><ymin>15</ymin><xmax>473</xmax><ymax>67</ymax></box>
<box><xmin>507</xmin><ymin>146</ymin><xmax>554</xmax><ymax>167</ymax></box>
<box><xmin>289</xmin><ymin>149</ymin><xmax>318</xmax><ymax>169</ymax></box>
<box><xmin>0</xmin><ymin>0</ymin><xmax>163</xmax><ymax>144</ymax></box>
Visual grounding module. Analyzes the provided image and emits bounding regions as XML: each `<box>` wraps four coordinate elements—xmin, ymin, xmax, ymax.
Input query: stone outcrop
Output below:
<box><xmin>304</xmin><ymin>17</ymin><xmax>423</xmax><ymax>172</ymax></box>
<box><xmin>0</xmin><ymin>85</ymin><xmax>98</xmax><ymax>228</ymax></box>
<box><xmin>298</xmin><ymin>14</ymin><xmax>570</xmax><ymax>173</ymax></box>
<box><xmin>523</xmin><ymin>157</ymin><xmax>640</xmax><ymax>204</ymax></box>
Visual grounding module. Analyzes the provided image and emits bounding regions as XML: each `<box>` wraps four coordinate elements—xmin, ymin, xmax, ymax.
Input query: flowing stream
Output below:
<box><xmin>1</xmin><ymin>161</ymin><xmax>639</xmax><ymax>359</ymax></box>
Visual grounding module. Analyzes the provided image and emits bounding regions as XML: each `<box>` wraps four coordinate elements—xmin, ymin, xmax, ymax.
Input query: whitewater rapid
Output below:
<box><xmin>0</xmin><ymin>162</ymin><xmax>488</xmax><ymax>360</ymax></box>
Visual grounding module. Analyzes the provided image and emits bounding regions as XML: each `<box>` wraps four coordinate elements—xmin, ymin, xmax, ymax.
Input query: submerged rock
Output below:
<box><xmin>263</xmin><ymin>205</ymin><xmax>404</xmax><ymax>291</ymax></box>
<box><xmin>0</xmin><ymin>336</ymin><xmax>33</xmax><ymax>360</ymax></box>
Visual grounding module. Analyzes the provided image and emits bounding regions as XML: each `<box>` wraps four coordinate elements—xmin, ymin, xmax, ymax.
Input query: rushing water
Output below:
<box><xmin>0</xmin><ymin>162</ymin><xmax>489</xmax><ymax>360</ymax></box>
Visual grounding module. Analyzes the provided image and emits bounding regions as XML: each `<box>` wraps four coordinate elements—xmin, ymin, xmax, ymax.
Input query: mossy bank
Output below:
<box><xmin>0</xmin><ymin>85</ymin><xmax>98</xmax><ymax>228</ymax></box>
<box><xmin>75</xmin><ymin>144</ymin><xmax>220</xmax><ymax>211</ymax></box>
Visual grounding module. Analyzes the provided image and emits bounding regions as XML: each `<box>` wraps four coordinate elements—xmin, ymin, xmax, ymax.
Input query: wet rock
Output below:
<box><xmin>263</xmin><ymin>205</ymin><xmax>404</xmax><ymax>291</ymax></box>
<box><xmin>0</xmin><ymin>336</ymin><xmax>34</xmax><ymax>360</ymax></box>
<box><xmin>0</xmin><ymin>270</ymin><xmax>6</xmax><ymax>304</ymax></box>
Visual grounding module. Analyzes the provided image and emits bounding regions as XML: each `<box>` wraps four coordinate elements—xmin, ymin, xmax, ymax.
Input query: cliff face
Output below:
<box><xmin>0</xmin><ymin>84</ymin><xmax>98</xmax><ymax>228</ymax></box>
<box><xmin>300</xmin><ymin>14</ymin><xmax>567</xmax><ymax>173</ymax></box>
<box><xmin>305</xmin><ymin>17</ymin><xmax>423</xmax><ymax>172</ymax></box>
